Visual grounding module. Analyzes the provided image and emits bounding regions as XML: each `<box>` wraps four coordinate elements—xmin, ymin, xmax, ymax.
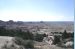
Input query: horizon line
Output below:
<box><xmin>0</xmin><ymin>20</ymin><xmax>74</xmax><ymax>22</ymax></box>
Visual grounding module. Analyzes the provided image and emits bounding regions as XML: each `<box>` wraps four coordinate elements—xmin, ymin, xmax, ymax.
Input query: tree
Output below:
<box><xmin>53</xmin><ymin>35</ymin><xmax>61</xmax><ymax>45</ymax></box>
<box><xmin>62</xmin><ymin>30</ymin><xmax>68</xmax><ymax>39</ymax></box>
<box><xmin>42</xmin><ymin>33</ymin><xmax>47</xmax><ymax>37</ymax></box>
<box><xmin>34</xmin><ymin>33</ymin><xmax>44</xmax><ymax>42</ymax></box>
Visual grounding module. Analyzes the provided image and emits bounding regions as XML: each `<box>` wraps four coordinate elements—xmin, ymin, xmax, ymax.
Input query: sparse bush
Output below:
<box><xmin>53</xmin><ymin>35</ymin><xmax>61</xmax><ymax>45</ymax></box>
<box><xmin>13</xmin><ymin>37</ymin><xmax>25</xmax><ymax>45</ymax></box>
<box><xmin>34</xmin><ymin>33</ymin><xmax>44</xmax><ymax>42</ymax></box>
<box><xmin>25</xmin><ymin>40</ymin><xmax>34</xmax><ymax>49</ymax></box>
<box><xmin>1</xmin><ymin>37</ymin><xmax>34</xmax><ymax>49</ymax></box>
<box><xmin>0</xmin><ymin>27</ymin><xmax>34</xmax><ymax>40</ymax></box>
<box><xmin>62</xmin><ymin>30</ymin><xmax>68</xmax><ymax>39</ymax></box>
<box><xmin>13</xmin><ymin>37</ymin><xmax>34</xmax><ymax>49</ymax></box>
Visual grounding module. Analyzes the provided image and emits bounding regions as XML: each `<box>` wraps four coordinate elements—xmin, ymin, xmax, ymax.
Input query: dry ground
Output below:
<box><xmin>0</xmin><ymin>36</ymin><xmax>73</xmax><ymax>49</ymax></box>
<box><xmin>34</xmin><ymin>41</ymin><xmax>73</xmax><ymax>49</ymax></box>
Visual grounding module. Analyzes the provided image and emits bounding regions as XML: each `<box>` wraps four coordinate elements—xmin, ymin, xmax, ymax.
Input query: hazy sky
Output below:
<box><xmin>0</xmin><ymin>0</ymin><xmax>74</xmax><ymax>21</ymax></box>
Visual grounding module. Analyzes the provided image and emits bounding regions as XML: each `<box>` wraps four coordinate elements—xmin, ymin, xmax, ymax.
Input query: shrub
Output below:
<box><xmin>53</xmin><ymin>35</ymin><xmax>61</xmax><ymax>45</ymax></box>
<box><xmin>13</xmin><ymin>37</ymin><xmax>34</xmax><ymax>49</ymax></box>
<box><xmin>34</xmin><ymin>33</ymin><xmax>44</xmax><ymax>42</ymax></box>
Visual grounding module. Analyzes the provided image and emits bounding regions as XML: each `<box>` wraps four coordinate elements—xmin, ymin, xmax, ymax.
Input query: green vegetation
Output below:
<box><xmin>0</xmin><ymin>26</ymin><xmax>46</xmax><ymax>42</ymax></box>
<box><xmin>1</xmin><ymin>37</ymin><xmax>34</xmax><ymax>49</ymax></box>
<box><xmin>53</xmin><ymin>35</ymin><xmax>61</xmax><ymax>45</ymax></box>
<box><xmin>0</xmin><ymin>26</ymin><xmax>74</xmax><ymax>49</ymax></box>
<box><xmin>62</xmin><ymin>30</ymin><xmax>74</xmax><ymax>39</ymax></box>
<box><xmin>52</xmin><ymin>30</ymin><xmax>74</xmax><ymax>49</ymax></box>
<box><xmin>34</xmin><ymin>33</ymin><xmax>44</xmax><ymax>42</ymax></box>
<box><xmin>0</xmin><ymin>26</ymin><xmax>34</xmax><ymax>40</ymax></box>
<box><xmin>13</xmin><ymin>37</ymin><xmax>34</xmax><ymax>49</ymax></box>
<box><xmin>0</xmin><ymin>26</ymin><xmax>35</xmax><ymax>49</ymax></box>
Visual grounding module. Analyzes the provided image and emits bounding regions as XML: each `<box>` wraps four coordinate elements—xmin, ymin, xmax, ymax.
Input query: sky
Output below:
<box><xmin>0</xmin><ymin>0</ymin><xmax>74</xmax><ymax>21</ymax></box>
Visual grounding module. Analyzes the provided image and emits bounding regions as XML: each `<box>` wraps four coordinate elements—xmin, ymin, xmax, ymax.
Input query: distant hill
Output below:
<box><xmin>0</xmin><ymin>20</ymin><xmax>74</xmax><ymax>33</ymax></box>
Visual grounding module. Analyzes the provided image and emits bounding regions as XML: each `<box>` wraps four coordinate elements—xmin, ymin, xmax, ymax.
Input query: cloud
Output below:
<box><xmin>0</xmin><ymin>10</ymin><xmax>74</xmax><ymax>21</ymax></box>
<box><xmin>62</xmin><ymin>16</ymin><xmax>74</xmax><ymax>21</ymax></box>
